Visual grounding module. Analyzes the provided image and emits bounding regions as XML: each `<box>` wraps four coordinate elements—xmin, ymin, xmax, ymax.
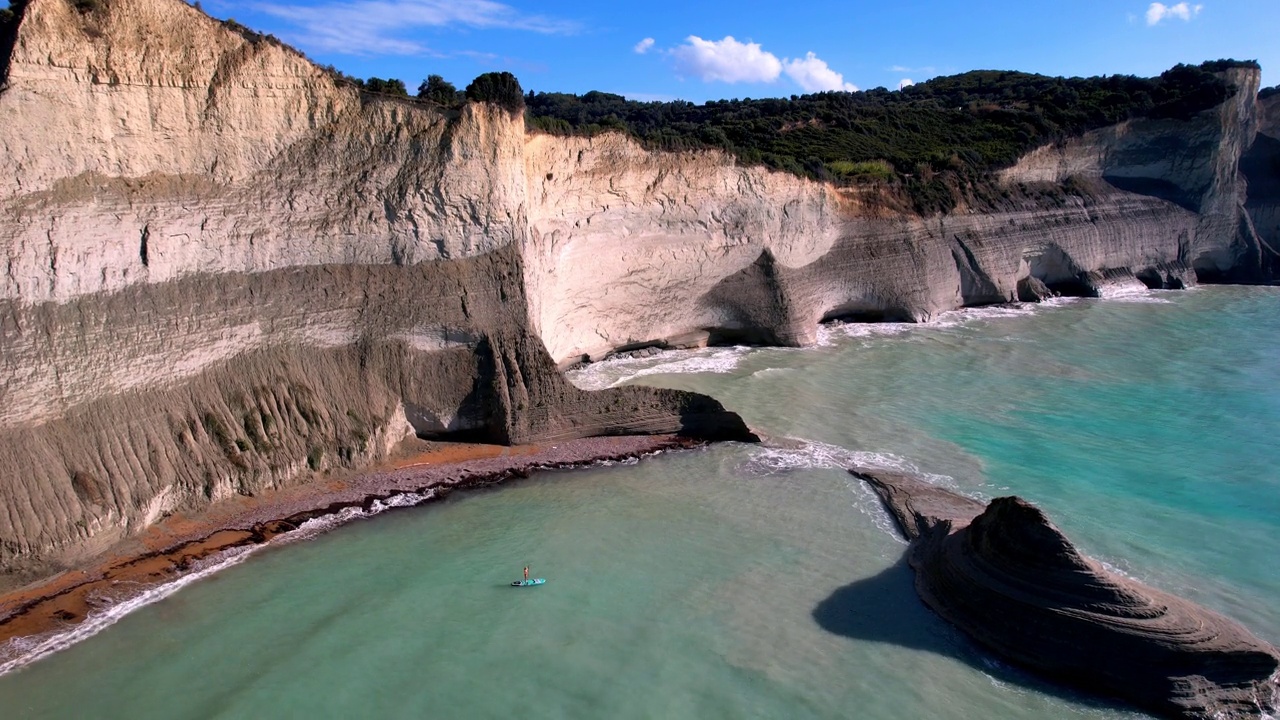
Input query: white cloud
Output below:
<box><xmin>634</xmin><ymin>37</ymin><xmax>656</xmax><ymax>54</ymax></box>
<box><xmin>671</xmin><ymin>35</ymin><xmax>782</xmax><ymax>84</ymax></box>
<box><xmin>888</xmin><ymin>64</ymin><xmax>936</xmax><ymax>74</ymax></box>
<box><xmin>256</xmin><ymin>0</ymin><xmax>578</xmax><ymax>55</ymax></box>
<box><xmin>1145</xmin><ymin>2</ymin><xmax>1203</xmax><ymax>25</ymax></box>
<box><xmin>663</xmin><ymin>35</ymin><xmax>858</xmax><ymax>93</ymax></box>
<box><xmin>898</xmin><ymin>78</ymin><xmax>915</xmax><ymax>90</ymax></box>
<box><xmin>783</xmin><ymin>52</ymin><xmax>857</xmax><ymax>92</ymax></box>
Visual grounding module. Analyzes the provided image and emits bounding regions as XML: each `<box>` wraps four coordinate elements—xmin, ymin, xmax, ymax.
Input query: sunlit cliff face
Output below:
<box><xmin>0</xmin><ymin>0</ymin><xmax>1273</xmax><ymax>574</ymax></box>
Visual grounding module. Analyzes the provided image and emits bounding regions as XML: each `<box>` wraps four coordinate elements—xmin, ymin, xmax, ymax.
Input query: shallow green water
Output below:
<box><xmin>2</xmin><ymin>287</ymin><xmax>1278</xmax><ymax>719</ymax></box>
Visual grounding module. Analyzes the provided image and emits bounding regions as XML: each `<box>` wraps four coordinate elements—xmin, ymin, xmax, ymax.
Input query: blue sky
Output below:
<box><xmin>199</xmin><ymin>1</ymin><xmax>1275</xmax><ymax>99</ymax></box>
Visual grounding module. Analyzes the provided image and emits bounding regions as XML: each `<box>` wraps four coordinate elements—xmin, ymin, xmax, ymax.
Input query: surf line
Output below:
<box><xmin>0</xmin><ymin>437</ymin><xmax>701</xmax><ymax>676</ymax></box>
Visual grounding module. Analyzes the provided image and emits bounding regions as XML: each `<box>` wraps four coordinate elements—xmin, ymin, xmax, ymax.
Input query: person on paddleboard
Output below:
<box><xmin>524</xmin><ymin>566</ymin><xmax>529</xmax><ymax>581</ymax></box>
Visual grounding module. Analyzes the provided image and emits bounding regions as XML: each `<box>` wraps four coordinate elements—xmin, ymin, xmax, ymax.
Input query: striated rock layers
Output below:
<box><xmin>1242</xmin><ymin>93</ymin><xmax>1280</xmax><ymax>262</ymax></box>
<box><xmin>853</xmin><ymin>469</ymin><xmax>1280</xmax><ymax>720</ymax></box>
<box><xmin>0</xmin><ymin>0</ymin><xmax>753</xmax><ymax>579</ymax></box>
<box><xmin>0</xmin><ymin>0</ymin><xmax>1277</xmax><ymax>577</ymax></box>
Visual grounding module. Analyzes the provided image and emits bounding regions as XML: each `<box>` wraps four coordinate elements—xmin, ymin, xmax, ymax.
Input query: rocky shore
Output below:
<box><xmin>0</xmin><ymin>435</ymin><xmax>703</xmax><ymax>656</ymax></box>
<box><xmin>852</xmin><ymin>468</ymin><xmax>1280</xmax><ymax>720</ymax></box>
<box><xmin>1</xmin><ymin>0</ymin><xmax>1277</xmax><ymax>577</ymax></box>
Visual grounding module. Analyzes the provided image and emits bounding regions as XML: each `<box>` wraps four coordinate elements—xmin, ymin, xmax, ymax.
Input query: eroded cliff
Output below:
<box><xmin>1243</xmin><ymin>93</ymin><xmax>1280</xmax><ymax>260</ymax></box>
<box><xmin>0</xmin><ymin>0</ymin><xmax>754</xmax><ymax>579</ymax></box>
<box><xmin>0</xmin><ymin>0</ymin><xmax>1276</xmax><ymax>578</ymax></box>
<box><xmin>525</xmin><ymin>66</ymin><xmax>1274</xmax><ymax>364</ymax></box>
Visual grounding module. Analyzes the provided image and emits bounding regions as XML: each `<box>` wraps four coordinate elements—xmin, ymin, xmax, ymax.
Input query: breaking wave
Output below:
<box><xmin>0</xmin><ymin>488</ymin><xmax>439</xmax><ymax>678</ymax></box>
<box><xmin>566</xmin><ymin>346</ymin><xmax>753</xmax><ymax>391</ymax></box>
<box><xmin>737</xmin><ymin>439</ymin><xmax>962</xmax><ymax>541</ymax></box>
<box><xmin>0</xmin><ymin>546</ymin><xmax>258</xmax><ymax>677</ymax></box>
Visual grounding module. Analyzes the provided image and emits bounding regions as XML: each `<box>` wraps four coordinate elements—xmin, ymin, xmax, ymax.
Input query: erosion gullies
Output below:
<box><xmin>1242</xmin><ymin>94</ymin><xmax>1280</xmax><ymax>272</ymax></box>
<box><xmin>0</xmin><ymin>247</ymin><xmax>754</xmax><ymax>575</ymax></box>
<box><xmin>853</xmin><ymin>469</ymin><xmax>1280</xmax><ymax>720</ymax></box>
<box><xmin>522</xmin><ymin>68</ymin><xmax>1274</xmax><ymax>364</ymax></box>
<box><xmin>0</xmin><ymin>0</ymin><xmax>532</xmax><ymax>304</ymax></box>
<box><xmin>0</xmin><ymin>0</ymin><xmax>755</xmax><ymax>576</ymax></box>
<box><xmin>0</xmin><ymin>0</ymin><xmax>1278</xmax><ymax>577</ymax></box>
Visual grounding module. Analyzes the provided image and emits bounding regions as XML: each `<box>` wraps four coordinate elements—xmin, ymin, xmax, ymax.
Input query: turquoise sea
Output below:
<box><xmin>1</xmin><ymin>286</ymin><xmax>1278</xmax><ymax>719</ymax></box>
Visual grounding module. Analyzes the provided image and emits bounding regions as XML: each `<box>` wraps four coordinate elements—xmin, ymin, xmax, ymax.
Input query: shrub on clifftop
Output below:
<box><xmin>465</xmin><ymin>71</ymin><xmax>524</xmax><ymax>114</ymax></box>
<box><xmin>524</xmin><ymin>59</ymin><xmax>1256</xmax><ymax>213</ymax></box>
<box><xmin>418</xmin><ymin>74</ymin><xmax>461</xmax><ymax>106</ymax></box>
<box><xmin>363</xmin><ymin>77</ymin><xmax>408</xmax><ymax>97</ymax></box>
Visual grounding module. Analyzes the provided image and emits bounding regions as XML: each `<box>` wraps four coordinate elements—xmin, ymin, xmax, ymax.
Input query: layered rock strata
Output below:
<box><xmin>0</xmin><ymin>0</ymin><xmax>1277</xmax><ymax>576</ymax></box>
<box><xmin>0</xmin><ymin>0</ymin><xmax>754</xmax><ymax>578</ymax></box>
<box><xmin>1242</xmin><ymin>93</ymin><xmax>1280</xmax><ymax>263</ymax></box>
<box><xmin>853</xmin><ymin>469</ymin><xmax>1280</xmax><ymax>720</ymax></box>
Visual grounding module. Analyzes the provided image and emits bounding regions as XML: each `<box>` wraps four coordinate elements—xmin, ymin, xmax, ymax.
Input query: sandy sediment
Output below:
<box><xmin>0</xmin><ymin>434</ymin><xmax>699</xmax><ymax>650</ymax></box>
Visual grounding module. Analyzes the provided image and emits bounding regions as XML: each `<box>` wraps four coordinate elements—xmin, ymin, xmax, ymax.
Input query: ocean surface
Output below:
<box><xmin>2</xmin><ymin>286</ymin><xmax>1278</xmax><ymax>719</ymax></box>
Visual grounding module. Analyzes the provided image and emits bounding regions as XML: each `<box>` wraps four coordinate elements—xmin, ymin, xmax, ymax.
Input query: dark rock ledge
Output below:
<box><xmin>849</xmin><ymin>468</ymin><xmax>1280</xmax><ymax>720</ymax></box>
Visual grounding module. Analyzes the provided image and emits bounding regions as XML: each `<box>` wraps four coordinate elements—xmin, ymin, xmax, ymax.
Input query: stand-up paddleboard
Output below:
<box><xmin>511</xmin><ymin>578</ymin><xmax>546</xmax><ymax>587</ymax></box>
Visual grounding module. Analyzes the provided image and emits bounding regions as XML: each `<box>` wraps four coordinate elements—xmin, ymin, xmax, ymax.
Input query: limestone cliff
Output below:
<box><xmin>0</xmin><ymin>0</ymin><xmax>754</xmax><ymax>579</ymax></box>
<box><xmin>1243</xmin><ymin>93</ymin><xmax>1280</xmax><ymax>261</ymax></box>
<box><xmin>526</xmin><ymin>66</ymin><xmax>1274</xmax><ymax>363</ymax></box>
<box><xmin>0</xmin><ymin>0</ymin><xmax>1276</xmax><ymax>577</ymax></box>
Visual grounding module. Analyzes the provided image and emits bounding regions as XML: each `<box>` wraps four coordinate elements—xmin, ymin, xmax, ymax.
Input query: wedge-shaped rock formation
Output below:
<box><xmin>852</xmin><ymin>469</ymin><xmax>1280</xmax><ymax>720</ymax></box>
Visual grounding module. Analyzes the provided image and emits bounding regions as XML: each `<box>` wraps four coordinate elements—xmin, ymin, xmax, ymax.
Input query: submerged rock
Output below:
<box><xmin>851</xmin><ymin>468</ymin><xmax>1280</xmax><ymax>720</ymax></box>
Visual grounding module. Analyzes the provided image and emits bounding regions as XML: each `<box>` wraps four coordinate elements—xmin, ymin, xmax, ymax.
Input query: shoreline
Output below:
<box><xmin>0</xmin><ymin>434</ymin><xmax>702</xmax><ymax>662</ymax></box>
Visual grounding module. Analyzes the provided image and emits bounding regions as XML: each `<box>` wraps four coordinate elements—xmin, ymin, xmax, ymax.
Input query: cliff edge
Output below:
<box><xmin>0</xmin><ymin>0</ymin><xmax>755</xmax><ymax>581</ymax></box>
<box><xmin>0</xmin><ymin>0</ymin><xmax>1276</xmax><ymax>579</ymax></box>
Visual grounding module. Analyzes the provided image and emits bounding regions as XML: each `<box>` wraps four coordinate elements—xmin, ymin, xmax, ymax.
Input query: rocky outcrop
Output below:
<box><xmin>0</xmin><ymin>242</ymin><xmax>756</xmax><ymax>577</ymax></box>
<box><xmin>523</xmin><ymin>71</ymin><xmax>1276</xmax><ymax>363</ymax></box>
<box><xmin>0</xmin><ymin>0</ymin><xmax>755</xmax><ymax>579</ymax></box>
<box><xmin>853</xmin><ymin>469</ymin><xmax>1280</xmax><ymax>720</ymax></box>
<box><xmin>0</xmin><ymin>0</ymin><xmax>1277</xmax><ymax>577</ymax></box>
<box><xmin>1242</xmin><ymin>92</ymin><xmax>1280</xmax><ymax>276</ymax></box>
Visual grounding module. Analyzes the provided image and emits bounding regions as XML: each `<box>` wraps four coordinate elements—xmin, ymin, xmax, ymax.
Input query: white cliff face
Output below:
<box><xmin>520</xmin><ymin>91</ymin><xmax>1261</xmax><ymax>364</ymax></box>
<box><xmin>523</xmin><ymin>133</ymin><xmax>841</xmax><ymax>361</ymax></box>
<box><xmin>1244</xmin><ymin>93</ymin><xmax>1280</xmax><ymax>261</ymax></box>
<box><xmin>0</xmin><ymin>0</ymin><xmax>1275</xmax><ymax>575</ymax></box>
<box><xmin>0</xmin><ymin>0</ymin><xmax>529</xmax><ymax>304</ymax></box>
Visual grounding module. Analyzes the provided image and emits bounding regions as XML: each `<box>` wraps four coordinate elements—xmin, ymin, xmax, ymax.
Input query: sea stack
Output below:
<box><xmin>851</xmin><ymin>469</ymin><xmax>1280</xmax><ymax>720</ymax></box>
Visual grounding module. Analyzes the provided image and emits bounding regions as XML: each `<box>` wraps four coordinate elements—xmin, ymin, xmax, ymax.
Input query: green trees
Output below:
<box><xmin>363</xmin><ymin>77</ymin><xmax>408</xmax><ymax>97</ymax></box>
<box><xmin>465</xmin><ymin>71</ymin><xmax>524</xmax><ymax>114</ymax></box>
<box><xmin>417</xmin><ymin>74</ymin><xmax>459</xmax><ymax>106</ymax></box>
<box><xmin>523</xmin><ymin>59</ymin><xmax>1250</xmax><ymax>195</ymax></box>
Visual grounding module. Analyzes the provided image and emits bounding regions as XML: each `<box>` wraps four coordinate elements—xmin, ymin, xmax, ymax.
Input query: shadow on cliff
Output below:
<box><xmin>812</xmin><ymin>556</ymin><xmax>1137</xmax><ymax>715</ymax></box>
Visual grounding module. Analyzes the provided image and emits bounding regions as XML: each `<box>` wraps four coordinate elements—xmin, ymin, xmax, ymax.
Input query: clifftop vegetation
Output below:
<box><xmin>0</xmin><ymin>3</ymin><xmax>1263</xmax><ymax>214</ymax></box>
<box><xmin>525</xmin><ymin>60</ymin><xmax>1256</xmax><ymax>212</ymax></box>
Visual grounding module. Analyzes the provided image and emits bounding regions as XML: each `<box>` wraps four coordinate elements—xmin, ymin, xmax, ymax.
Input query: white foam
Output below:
<box><xmin>1102</xmin><ymin>293</ymin><xmax>1174</xmax><ymax>304</ymax></box>
<box><xmin>748</xmin><ymin>366</ymin><xmax>795</xmax><ymax>379</ymax></box>
<box><xmin>1094</xmin><ymin>279</ymin><xmax>1149</xmax><ymax>298</ymax></box>
<box><xmin>1040</xmin><ymin>295</ymin><xmax>1083</xmax><ymax>308</ymax></box>
<box><xmin>818</xmin><ymin>303</ymin><xmax>1040</xmax><ymax>348</ymax></box>
<box><xmin>737</xmin><ymin>439</ymin><xmax>963</xmax><ymax>541</ymax></box>
<box><xmin>565</xmin><ymin>346</ymin><xmax>752</xmax><ymax>391</ymax></box>
<box><xmin>937</xmin><ymin>304</ymin><xmax>1039</xmax><ymax>323</ymax></box>
<box><xmin>0</xmin><ymin>487</ymin><xmax>440</xmax><ymax>677</ymax></box>
<box><xmin>0</xmin><ymin>545</ymin><xmax>258</xmax><ymax>677</ymax></box>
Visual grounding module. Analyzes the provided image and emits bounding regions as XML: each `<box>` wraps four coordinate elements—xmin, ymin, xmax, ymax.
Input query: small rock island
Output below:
<box><xmin>851</xmin><ymin>468</ymin><xmax>1280</xmax><ymax>720</ymax></box>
